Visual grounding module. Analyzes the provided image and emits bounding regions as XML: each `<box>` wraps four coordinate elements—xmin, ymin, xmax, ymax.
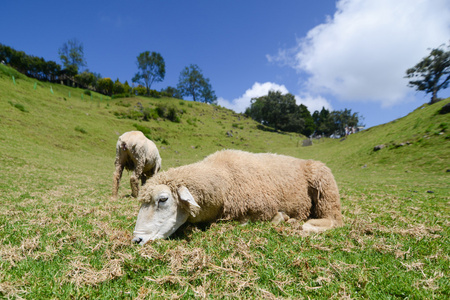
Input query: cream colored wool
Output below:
<box><xmin>112</xmin><ymin>131</ymin><xmax>161</xmax><ymax>198</ymax></box>
<box><xmin>139</xmin><ymin>149</ymin><xmax>342</xmax><ymax>229</ymax></box>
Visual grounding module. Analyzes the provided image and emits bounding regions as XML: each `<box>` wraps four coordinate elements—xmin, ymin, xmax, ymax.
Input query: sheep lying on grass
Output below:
<box><xmin>112</xmin><ymin>131</ymin><xmax>161</xmax><ymax>198</ymax></box>
<box><xmin>132</xmin><ymin>149</ymin><xmax>342</xmax><ymax>244</ymax></box>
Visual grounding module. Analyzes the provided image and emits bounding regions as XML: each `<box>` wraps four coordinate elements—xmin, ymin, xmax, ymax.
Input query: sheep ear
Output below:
<box><xmin>177</xmin><ymin>186</ymin><xmax>200</xmax><ymax>216</ymax></box>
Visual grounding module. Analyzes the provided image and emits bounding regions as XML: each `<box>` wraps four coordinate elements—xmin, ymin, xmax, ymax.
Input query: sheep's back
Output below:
<box><xmin>117</xmin><ymin>131</ymin><xmax>160</xmax><ymax>170</ymax></box>
<box><xmin>206</xmin><ymin>150</ymin><xmax>312</xmax><ymax>221</ymax></box>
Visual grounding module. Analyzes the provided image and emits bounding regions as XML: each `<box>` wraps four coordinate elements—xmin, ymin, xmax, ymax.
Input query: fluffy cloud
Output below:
<box><xmin>217</xmin><ymin>82</ymin><xmax>288</xmax><ymax>113</ymax></box>
<box><xmin>217</xmin><ymin>82</ymin><xmax>333</xmax><ymax>114</ymax></box>
<box><xmin>269</xmin><ymin>0</ymin><xmax>450</xmax><ymax>106</ymax></box>
<box><xmin>294</xmin><ymin>93</ymin><xmax>332</xmax><ymax>113</ymax></box>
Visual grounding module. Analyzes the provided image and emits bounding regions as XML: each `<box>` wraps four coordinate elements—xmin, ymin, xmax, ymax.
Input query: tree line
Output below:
<box><xmin>0</xmin><ymin>40</ymin><xmax>217</xmax><ymax>103</ymax></box>
<box><xmin>245</xmin><ymin>91</ymin><xmax>363</xmax><ymax>138</ymax></box>
<box><xmin>0</xmin><ymin>44</ymin><xmax>61</xmax><ymax>81</ymax></box>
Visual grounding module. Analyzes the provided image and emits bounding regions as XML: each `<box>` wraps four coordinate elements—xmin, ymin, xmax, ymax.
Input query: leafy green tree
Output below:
<box><xmin>75</xmin><ymin>70</ymin><xmax>99</xmax><ymax>89</ymax></box>
<box><xmin>97</xmin><ymin>77</ymin><xmax>114</xmax><ymax>96</ymax></box>
<box><xmin>10</xmin><ymin>50</ymin><xmax>26</xmax><ymax>73</ymax></box>
<box><xmin>133</xmin><ymin>85</ymin><xmax>147</xmax><ymax>96</ymax></box>
<box><xmin>123</xmin><ymin>81</ymin><xmax>132</xmax><ymax>94</ymax></box>
<box><xmin>0</xmin><ymin>44</ymin><xmax>13</xmax><ymax>64</ymax></box>
<box><xmin>299</xmin><ymin>104</ymin><xmax>315</xmax><ymax>137</ymax></box>
<box><xmin>58</xmin><ymin>38</ymin><xmax>86</xmax><ymax>74</ymax></box>
<box><xmin>160</xmin><ymin>86</ymin><xmax>181</xmax><ymax>98</ymax></box>
<box><xmin>246</xmin><ymin>91</ymin><xmax>306</xmax><ymax>133</ymax></box>
<box><xmin>44</xmin><ymin>60</ymin><xmax>61</xmax><ymax>81</ymax></box>
<box><xmin>312</xmin><ymin>107</ymin><xmax>334</xmax><ymax>136</ymax></box>
<box><xmin>113</xmin><ymin>78</ymin><xmax>125</xmax><ymax>95</ymax></box>
<box><xmin>330</xmin><ymin>109</ymin><xmax>362</xmax><ymax>137</ymax></box>
<box><xmin>406</xmin><ymin>43</ymin><xmax>450</xmax><ymax>104</ymax></box>
<box><xmin>177</xmin><ymin>64</ymin><xmax>217</xmax><ymax>103</ymax></box>
<box><xmin>132</xmin><ymin>51</ymin><xmax>165</xmax><ymax>95</ymax></box>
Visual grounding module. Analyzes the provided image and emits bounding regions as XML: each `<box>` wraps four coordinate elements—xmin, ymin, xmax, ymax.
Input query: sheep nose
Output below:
<box><xmin>132</xmin><ymin>237</ymin><xmax>143</xmax><ymax>244</ymax></box>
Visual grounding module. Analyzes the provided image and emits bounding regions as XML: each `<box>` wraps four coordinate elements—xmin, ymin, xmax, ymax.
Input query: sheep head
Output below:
<box><xmin>132</xmin><ymin>185</ymin><xmax>200</xmax><ymax>245</ymax></box>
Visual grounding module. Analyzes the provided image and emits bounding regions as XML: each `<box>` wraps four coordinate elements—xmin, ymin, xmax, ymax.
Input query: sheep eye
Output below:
<box><xmin>159</xmin><ymin>196</ymin><xmax>168</xmax><ymax>203</ymax></box>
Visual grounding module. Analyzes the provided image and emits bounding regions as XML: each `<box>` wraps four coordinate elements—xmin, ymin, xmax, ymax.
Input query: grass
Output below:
<box><xmin>0</xmin><ymin>64</ymin><xmax>449</xmax><ymax>299</ymax></box>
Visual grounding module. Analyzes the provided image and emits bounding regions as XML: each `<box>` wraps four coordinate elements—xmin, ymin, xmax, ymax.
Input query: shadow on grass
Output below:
<box><xmin>170</xmin><ymin>222</ymin><xmax>213</xmax><ymax>241</ymax></box>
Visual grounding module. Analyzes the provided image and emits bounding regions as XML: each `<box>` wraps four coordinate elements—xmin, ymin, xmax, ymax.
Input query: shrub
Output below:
<box><xmin>75</xmin><ymin>126</ymin><xmax>87</xmax><ymax>134</ymax></box>
<box><xmin>142</xmin><ymin>107</ymin><xmax>158</xmax><ymax>121</ymax></box>
<box><xmin>113</xmin><ymin>109</ymin><xmax>144</xmax><ymax>120</ymax></box>
<box><xmin>115</xmin><ymin>100</ymin><xmax>131</xmax><ymax>108</ymax></box>
<box><xmin>156</xmin><ymin>103</ymin><xmax>167</xmax><ymax>118</ymax></box>
<box><xmin>128</xmin><ymin>110</ymin><xmax>144</xmax><ymax>120</ymax></box>
<box><xmin>83</xmin><ymin>90</ymin><xmax>91</xmax><ymax>96</ymax></box>
<box><xmin>167</xmin><ymin>106</ymin><xmax>181</xmax><ymax>123</ymax></box>
<box><xmin>133</xmin><ymin>85</ymin><xmax>147</xmax><ymax>96</ymax></box>
<box><xmin>149</xmin><ymin>89</ymin><xmax>161</xmax><ymax>98</ymax></box>
<box><xmin>187</xmin><ymin>118</ymin><xmax>197</xmax><ymax>127</ymax></box>
<box><xmin>8</xmin><ymin>101</ymin><xmax>28</xmax><ymax>112</ymax></box>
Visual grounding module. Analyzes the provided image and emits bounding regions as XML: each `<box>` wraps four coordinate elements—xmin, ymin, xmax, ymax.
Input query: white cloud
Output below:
<box><xmin>218</xmin><ymin>82</ymin><xmax>333</xmax><ymax>114</ymax></box>
<box><xmin>294</xmin><ymin>93</ymin><xmax>333</xmax><ymax>113</ymax></box>
<box><xmin>217</xmin><ymin>82</ymin><xmax>288</xmax><ymax>113</ymax></box>
<box><xmin>270</xmin><ymin>0</ymin><xmax>450</xmax><ymax>106</ymax></box>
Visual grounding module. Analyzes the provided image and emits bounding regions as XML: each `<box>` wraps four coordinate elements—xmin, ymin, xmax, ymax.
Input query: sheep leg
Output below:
<box><xmin>112</xmin><ymin>163</ymin><xmax>124</xmax><ymax>198</ymax></box>
<box><xmin>306</xmin><ymin>163</ymin><xmax>343</xmax><ymax>230</ymax></box>
<box><xmin>302</xmin><ymin>218</ymin><xmax>338</xmax><ymax>233</ymax></box>
<box><xmin>130</xmin><ymin>163</ymin><xmax>144</xmax><ymax>198</ymax></box>
<box><xmin>271</xmin><ymin>212</ymin><xmax>289</xmax><ymax>225</ymax></box>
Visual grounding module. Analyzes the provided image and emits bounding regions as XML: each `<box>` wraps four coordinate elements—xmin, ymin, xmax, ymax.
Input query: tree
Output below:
<box><xmin>177</xmin><ymin>64</ymin><xmax>217</xmax><ymax>103</ymax></box>
<box><xmin>298</xmin><ymin>104</ymin><xmax>315</xmax><ymax>137</ymax></box>
<box><xmin>97</xmin><ymin>77</ymin><xmax>114</xmax><ymax>96</ymax></box>
<box><xmin>330</xmin><ymin>109</ymin><xmax>362</xmax><ymax>137</ymax></box>
<box><xmin>133</xmin><ymin>85</ymin><xmax>147</xmax><ymax>96</ymax></box>
<box><xmin>58</xmin><ymin>38</ymin><xmax>86</xmax><ymax>74</ymax></box>
<box><xmin>132</xmin><ymin>51</ymin><xmax>165</xmax><ymax>95</ymax></box>
<box><xmin>312</xmin><ymin>107</ymin><xmax>334</xmax><ymax>136</ymax></box>
<box><xmin>245</xmin><ymin>91</ymin><xmax>307</xmax><ymax>133</ymax></box>
<box><xmin>75</xmin><ymin>70</ymin><xmax>99</xmax><ymax>89</ymax></box>
<box><xmin>113</xmin><ymin>78</ymin><xmax>125</xmax><ymax>95</ymax></box>
<box><xmin>45</xmin><ymin>60</ymin><xmax>61</xmax><ymax>81</ymax></box>
<box><xmin>406</xmin><ymin>43</ymin><xmax>450</xmax><ymax>104</ymax></box>
<box><xmin>160</xmin><ymin>86</ymin><xmax>181</xmax><ymax>98</ymax></box>
<box><xmin>123</xmin><ymin>81</ymin><xmax>132</xmax><ymax>94</ymax></box>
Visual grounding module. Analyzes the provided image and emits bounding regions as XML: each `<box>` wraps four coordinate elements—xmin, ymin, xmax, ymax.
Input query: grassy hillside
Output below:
<box><xmin>0</xmin><ymin>64</ymin><xmax>449</xmax><ymax>299</ymax></box>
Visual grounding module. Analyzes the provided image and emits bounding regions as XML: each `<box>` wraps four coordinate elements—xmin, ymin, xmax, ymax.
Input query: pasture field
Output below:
<box><xmin>0</xmin><ymin>64</ymin><xmax>449</xmax><ymax>299</ymax></box>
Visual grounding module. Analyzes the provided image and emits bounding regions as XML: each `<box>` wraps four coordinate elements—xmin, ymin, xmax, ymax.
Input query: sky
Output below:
<box><xmin>1</xmin><ymin>0</ymin><xmax>449</xmax><ymax>129</ymax></box>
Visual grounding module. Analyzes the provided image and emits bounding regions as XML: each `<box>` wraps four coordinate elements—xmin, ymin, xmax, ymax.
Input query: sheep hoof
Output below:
<box><xmin>301</xmin><ymin>218</ymin><xmax>335</xmax><ymax>233</ymax></box>
<box><xmin>271</xmin><ymin>212</ymin><xmax>289</xmax><ymax>225</ymax></box>
<box><xmin>239</xmin><ymin>219</ymin><xmax>249</xmax><ymax>226</ymax></box>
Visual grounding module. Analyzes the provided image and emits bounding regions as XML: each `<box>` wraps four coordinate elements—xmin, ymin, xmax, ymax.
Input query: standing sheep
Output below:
<box><xmin>112</xmin><ymin>131</ymin><xmax>161</xmax><ymax>198</ymax></box>
<box><xmin>132</xmin><ymin>149</ymin><xmax>342</xmax><ymax>244</ymax></box>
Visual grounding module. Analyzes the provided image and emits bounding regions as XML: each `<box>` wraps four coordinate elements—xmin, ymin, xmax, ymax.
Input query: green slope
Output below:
<box><xmin>299</xmin><ymin>99</ymin><xmax>449</xmax><ymax>173</ymax></box>
<box><xmin>2</xmin><ymin>62</ymin><xmax>448</xmax><ymax>176</ymax></box>
<box><xmin>0</xmin><ymin>64</ymin><xmax>449</xmax><ymax>299</ymax></box>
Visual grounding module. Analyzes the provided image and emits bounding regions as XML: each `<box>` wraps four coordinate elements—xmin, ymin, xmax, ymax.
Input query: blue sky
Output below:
<box><xmin>2</xmin><ymin>0</ymin><xmax>449</xmax><ymax>128</ymax></box>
